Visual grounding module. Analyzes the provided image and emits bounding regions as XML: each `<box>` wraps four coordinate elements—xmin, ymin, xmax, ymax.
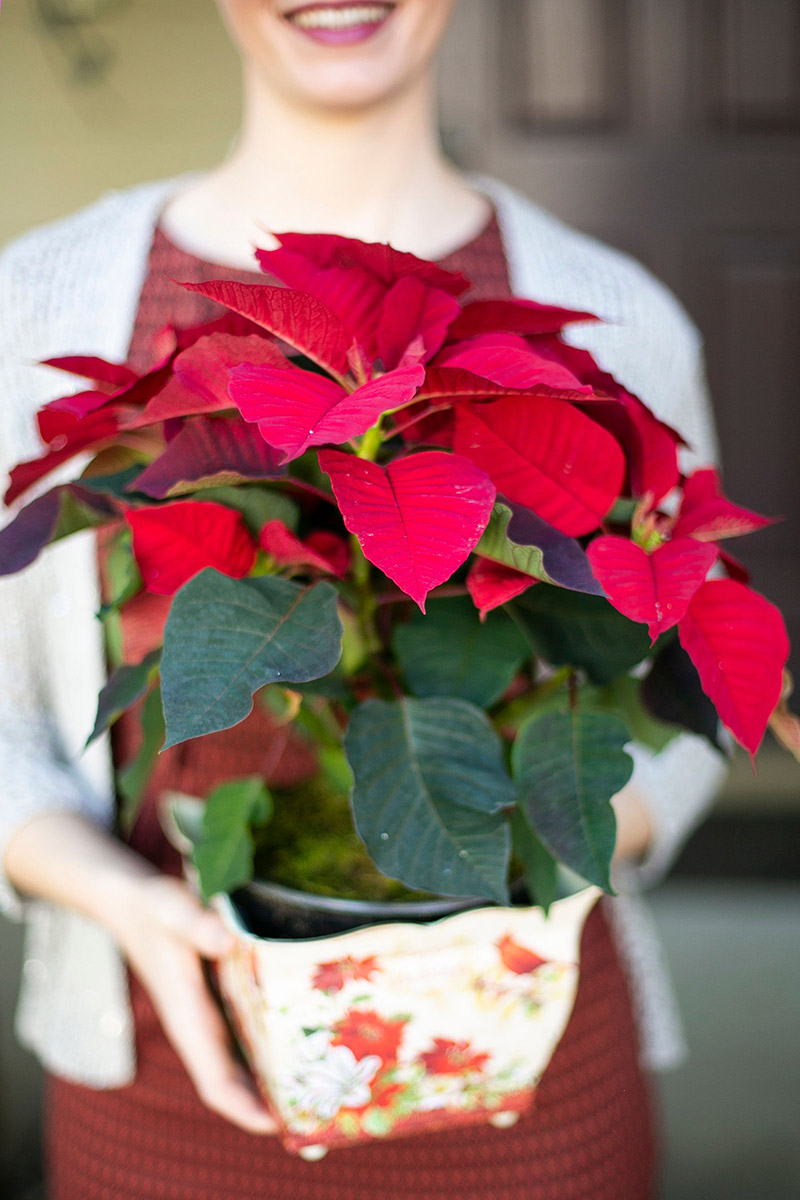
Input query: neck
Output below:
<box><xmin>162</xmin><ymin>65</ymin><xmax>489</xmax><ymax>268</ymax></box>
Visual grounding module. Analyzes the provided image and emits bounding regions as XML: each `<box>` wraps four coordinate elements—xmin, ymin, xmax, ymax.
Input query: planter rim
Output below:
<box><xmin>242</xmin><ymin>875</ymin><xmax>485</xmax><ymax>922</ymax></box>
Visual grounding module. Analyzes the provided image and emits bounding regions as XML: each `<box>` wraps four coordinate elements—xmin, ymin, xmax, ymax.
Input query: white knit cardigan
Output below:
<box><xmin>0</xmin><ymin>174</ymin><xmax>727</xmax><ymax>1086</ymax></box>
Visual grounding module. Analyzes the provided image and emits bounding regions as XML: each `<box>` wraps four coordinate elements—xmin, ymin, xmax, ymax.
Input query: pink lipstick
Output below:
<box><xmin>283</xmin><ymin>3</ymin><xmax>397</xmax><ymax>46</ymax></box>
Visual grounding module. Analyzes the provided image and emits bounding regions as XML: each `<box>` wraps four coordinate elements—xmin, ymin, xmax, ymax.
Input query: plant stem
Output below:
<box><xmin>357</xmin><ymin>420</ymin><xmax>383</xmax><ymax>462</ymax></box>
<box><xmin>350</xmin><ymin>535</ymin><xmax>381</xmax><ymax>654</ymax></box>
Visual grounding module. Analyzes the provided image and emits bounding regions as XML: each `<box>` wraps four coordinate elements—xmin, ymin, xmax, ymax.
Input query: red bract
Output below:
<box><xmin>375</xmin><ymin>276</ymin><xmax>462</xmax><ymax>368</ymax></box>
<box><xmin>466</xmin><ymin>557</ymin><xmax>535</xmax><ymax>620</ymax></box>
<box><xmin>5</xmin><ymin>405</ymin><xmax>125</xmax><ymax>505</ymax></box>
<box><xmin>305</xmin><ymin>532</ymin><xmax>351</xmax><ymax>578</ymax></box>
<box><xmin>130</xmin><ymin>333</ymin><xmax>290</xmax><ymax>429</ymax></box>
<box><xmin>587</xmin><ymin>536</ymin><xmax>718</xmax><ymax>643</ymax></box>
<box><xmin>182</xmin><ymin>281</ymin><xmax>353</xmax><ymax>378</ymax></box>
<box><xmin>259</xmin><ymin>520</ymin><xmax>345</xmax><ymax>576</ymax></box>
<box><xmin>258</xmin><ymin>230</ymin><xmax>469</xmax><ymax>295</ymax></box>
<box><xmin>125</xmin><ymin>500</ymin><xmax>257</xmax><ymax>595</ymax></box>
<box><xmin>547</xmin><ymin>338</ymin><xmax>681</xmax><ymax>501</ymax></box>
<box><xmin>229</xmin><ymin>362</ymin><xmax>424</xmax><ymax>462</ymax></box>
<box><xmin>446</xmin><ymin>297</ymin><xmax>599</xmax><ymax>341</ymax></box>
<box><xmin>453</xmin><ymin>396</ymin><xmax>625</xmax><ymax>536</ymax></box>
<box><xmin>678</xmin><ymin>579</ymin><xmax>790</xmax><ymax>756</ymax></box>
<box><xmin>672</xmin><ymin>468</ymin><xmax>775</xmax><ymax>542</ymax></box>
<box><xmin>436</xmin><ymin>333</ymin><xmax>593</xmax><ymax>397</ymax></box>
<box><xmin>133</xmin><ymin>416</ymin><xmax>285</xmax><ymax>499</ymax></box>
<box><xmin>319</xmin><ymin>448</ymin><xmax>495</xmax><ymax>611</ymax></box>
<box><xmin>257</xmin><ymin>232</ymin><xmax>468</xmax><ymax>370</ymax></box>
<box><xmin>42</xmin><ymin>355</ymin><xmax>138</xmax><ymax>391</ymax></box>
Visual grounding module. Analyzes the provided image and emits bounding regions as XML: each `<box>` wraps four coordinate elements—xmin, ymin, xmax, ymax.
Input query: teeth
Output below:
<box><xmin>291</xmin><ymin>5</ymin><xmax>392</xmax><ymax>31</ymax></box>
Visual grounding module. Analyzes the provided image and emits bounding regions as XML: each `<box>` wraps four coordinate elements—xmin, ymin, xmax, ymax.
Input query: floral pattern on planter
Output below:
<box><xmin>215</xmin><ymin>887</ymin><xmax>600</xmax><ymax>1155</ymax></box>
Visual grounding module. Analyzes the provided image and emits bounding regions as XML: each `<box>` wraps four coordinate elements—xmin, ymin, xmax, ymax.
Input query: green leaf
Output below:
<box><xmin>80</xmin><ymin>466</ymin><xmax>145</xmax><ymax>501</ymax></box>
<box><xmin>197</xmin><ymin>485</ymin><xmax>299</xmax><ymax>536</ymax></box>
<box><xmin>641</xmin><ymin>638</ymin><xmax>723</xmax><ymax>752</ymax></box>
<box><xmin>509</xmin><ymin>587</ymin><xmax>653</xmax><ymax>684</ymax></box>
<box><xmin>512</xmin><ymin>707</ymin><xmax>633</xmax><ymax>891</ymax></box>
<box><xmin>161</xmin><ymin>571</ymin><xmax>343</xmax><ymax>749</ymax></box>
<box><xmin>510</xmin><ymin>809</ymin><xmax>558</xmax><ymax>915</ymax></box>
<box><xmin>87</xmin><ymin>648</ymin><xmax>161</xmax><ymax>747</ymax></box>
<box><xmin>600</xmin><ymin>675</ymin><xmax>681</xmax><ymax>754</ymax></box>
<box><xmin>344</xmin><ymin>697</ymin><xmax>513</xmax><ymax>902</ymax></box>
<box><xmin>117</xmin><ymin>685</ymin><xmax>166</xmax><ymax>834</ymax></box>
<box><xmin>193</xmin><ymin>777</ymin><xmax>273</xmax><ymax>901</ymax></box>
<box><xmin>393</xmin><ymin>596</ymin><xmax>529</xmax><ymax>707</ymax></box>
<box><xmin>476</xmin><ymin>502</ymin><xmax>552</xmax><ymax>581</ymax></box>
<box><xmin>605</xmin><ymin>497</ymin><xmax>638</xmax><ymax>525</ymax></box>
<box><xmin>51</xmin><ymin>490</ymin><xmax>109</xmax><ymax>543</ymax></box>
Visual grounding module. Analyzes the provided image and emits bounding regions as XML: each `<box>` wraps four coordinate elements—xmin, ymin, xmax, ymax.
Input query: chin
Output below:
<box><xmin>217</xmin><ymin>0</ymin><xmax>456</xmax><ymax>112</ymax></box>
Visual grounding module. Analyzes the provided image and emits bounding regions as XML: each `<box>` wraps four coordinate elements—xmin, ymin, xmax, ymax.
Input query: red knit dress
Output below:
<box><xmin>45</xmin><ymin>215</ymin><xmax>657</xmax><ymax>1199</ymax></box>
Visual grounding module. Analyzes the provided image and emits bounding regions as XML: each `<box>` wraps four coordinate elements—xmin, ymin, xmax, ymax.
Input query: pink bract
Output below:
<box><xmin>318</xmin><ymin>448</ymin><xmax>496</xmax><ymax>611</ymax></box>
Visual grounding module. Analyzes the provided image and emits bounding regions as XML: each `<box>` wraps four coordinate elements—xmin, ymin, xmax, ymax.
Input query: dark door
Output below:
<box><xmin>441</xmin><ymin>0</ymin><xmax>800</xmax><ymax>662</ymax></box>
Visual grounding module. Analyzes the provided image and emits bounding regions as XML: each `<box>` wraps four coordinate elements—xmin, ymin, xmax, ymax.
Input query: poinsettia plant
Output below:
<box><xmin>1</xmin><ymin>232</ymin><xmax>795</xmax><ymax>909</ymax></box>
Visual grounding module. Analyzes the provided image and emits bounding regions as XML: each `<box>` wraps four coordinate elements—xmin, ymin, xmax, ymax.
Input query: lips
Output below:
<box><xmin>283</xmin><ymin>3</ymin><xmax>397</xmax><ymax>45</ymax></box>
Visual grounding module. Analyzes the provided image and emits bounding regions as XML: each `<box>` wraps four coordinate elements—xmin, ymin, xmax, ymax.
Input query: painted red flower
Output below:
<box><xmin>331</xmin><ymin>1009</ymin><xmax>408</xmax><ymax>1064</ymax></box>
<box><xmin>311</xmin><ymin>955</ymin><xmax>380</xmax><ymax>994</ymax></box>
<box><xmin>419</xmin><ymin>1038</ymin><xmax>490</xmax><ymax>1076</ymax></box>
<box><xmin>497</xmin><ymin>935</ymin><xmax>548</xmax><ymax>975</ymax></box>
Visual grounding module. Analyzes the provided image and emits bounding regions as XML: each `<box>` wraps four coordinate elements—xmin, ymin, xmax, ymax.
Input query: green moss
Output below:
<box><xmin>252</xmin><ymin>775</ymin><xmax>432</xmax><ymax>902</ymax></box>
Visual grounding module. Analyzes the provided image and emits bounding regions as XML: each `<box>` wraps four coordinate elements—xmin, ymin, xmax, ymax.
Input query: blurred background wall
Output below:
<box><xmin>1</xmin><ymin>1</ymin><xmax>799</xmax><ymax>1197</ymax></box>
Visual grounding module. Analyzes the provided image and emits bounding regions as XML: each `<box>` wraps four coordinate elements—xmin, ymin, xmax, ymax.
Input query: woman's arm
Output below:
<box><xmin>4</xmin><ymin>812</ymin><xmax>276</xmax><ymax>1135</ymax></box>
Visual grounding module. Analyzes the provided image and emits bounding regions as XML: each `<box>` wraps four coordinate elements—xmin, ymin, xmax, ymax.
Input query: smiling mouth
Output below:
<box><xmin>284</xmin><ymin>4</ymin><xmax>396</xmax><ymax>36</ymax></box>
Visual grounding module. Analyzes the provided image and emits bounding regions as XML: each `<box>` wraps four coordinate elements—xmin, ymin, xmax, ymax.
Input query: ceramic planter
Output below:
<box><xmin>215</xmin><ymin>885</ymin><xmax>600</xmax><ymax>1159</ymax></box>
<box><xmin>162</xmin><ymin>792</ymin><xmax>599</xmax><ymax>1158</ymax></box>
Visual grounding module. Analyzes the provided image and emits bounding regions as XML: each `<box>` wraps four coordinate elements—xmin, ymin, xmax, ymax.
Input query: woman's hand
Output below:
<box><xmin>4</xmin><ymin>813</ymin><xmax>276</xmax><ymax>1135</ymax></box>
<box><xmin>109</xmin><ymin>874</ymin><xmax>277</xmax><ymax>1135</ymax></box>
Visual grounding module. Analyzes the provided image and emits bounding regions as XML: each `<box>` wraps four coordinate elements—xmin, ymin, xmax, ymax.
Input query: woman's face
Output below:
<box><xmin>215</xmin><ymin>1</ymin><xmax>457</xmax><ymax>111</ymax></box>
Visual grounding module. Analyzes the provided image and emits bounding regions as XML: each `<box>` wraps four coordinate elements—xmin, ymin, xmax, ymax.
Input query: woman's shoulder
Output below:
<box><xmin>477</xmin><ymin>175</ymin><xmax>701</xmax><ymax>353</ymax></box>
<box><xmin>0</xmin><ymin>177</ymin><xmax>183</xmax><ymax>382</ymax></box>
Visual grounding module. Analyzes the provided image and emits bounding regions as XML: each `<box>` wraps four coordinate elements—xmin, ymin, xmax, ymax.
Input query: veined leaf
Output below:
<box><xmin>510</xmin><ymin>586</ymin><xmax>653</xmax><ymax>684</ymax></box>
<box><xmin>161</xmin><ymin>572</ymin><xmax>343</xmax><ymax>748</ymax></box>
<box><xmin>641</xmin><ymin>639</ymin><xmax>722</xmax><ymax>751</ymax></box>
<box><xmin>393</xmin><ymin>596</ymin><xmax>529</xmax><ymax>707</ymax></box>
<box><xmin>477</xmin><ymin>501</ymin><xmax>603</xmax><ymax>594</ymax></box>
<box><xmin>86</xmin><ymin>648</ymin><xmax>161</xmax><ymax>747</ymax></box>
<box><xmin>509</xmin><ymin>809</ymin><xmax>558</xmax><ymax>915</ymax></box>
<box><xmin>196</xmin><ymin>485</ymin><xmax>299</xmax><ymax>536</ymax></box>
<box><xmin>0</xmin><ymin>484</ymin><xmax>115</xmax><ymax>577</ymax></box>
<box><xmin>512</xmin><ymin>707</ymin><xmax>633</xmax><ymax>891</ymax></box>
<box><xmin>344</xmin><ymin>697</ymin><xmax>513</xmax><ymax>901</ymax></box>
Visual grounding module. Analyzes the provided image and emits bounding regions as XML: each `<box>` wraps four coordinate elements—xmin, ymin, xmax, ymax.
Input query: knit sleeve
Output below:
<box><xmin>0</xmin><ymin>243</ymin><xmax>115</xmax><ymax>921</ymax></box>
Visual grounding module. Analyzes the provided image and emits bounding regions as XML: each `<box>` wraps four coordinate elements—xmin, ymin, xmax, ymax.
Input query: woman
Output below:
<box><xmin>0</xmin><ymin>2</ymin><xmax>726</xmax><ymax>1196</ymax></box>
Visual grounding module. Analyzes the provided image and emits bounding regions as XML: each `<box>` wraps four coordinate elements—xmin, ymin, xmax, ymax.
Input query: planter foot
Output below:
<box><xmin>489</xmin><ymin>1111</ymin><xmax>520</xmax><ymax>1130</ymax></box>
<box><xmin>299</xmin><ymin>1144</ymin><xmax>329</xmax><ymax>1162</ymax></box>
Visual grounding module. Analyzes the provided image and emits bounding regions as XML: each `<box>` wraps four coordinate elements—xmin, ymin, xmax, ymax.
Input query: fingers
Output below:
<box><xmin>145</xmin><ymin>943</ymin><xmax>277</xmax><ymax>1135</ymax></box>
<box><xmin>135</xmin><ymin>876</ymin><xmax>236</xmax><ymax>959</ymax></box>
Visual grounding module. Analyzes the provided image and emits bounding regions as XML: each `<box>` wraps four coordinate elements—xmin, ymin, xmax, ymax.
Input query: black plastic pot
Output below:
<box><xmin>232</xmin><ymin>877</ymin><xmax>531</xmax><ymax>941</ymax></box>
<box><xmin>231</xmin><ymin>878</ymin><xmax>491</xmax><ymax>940</ymax></box>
